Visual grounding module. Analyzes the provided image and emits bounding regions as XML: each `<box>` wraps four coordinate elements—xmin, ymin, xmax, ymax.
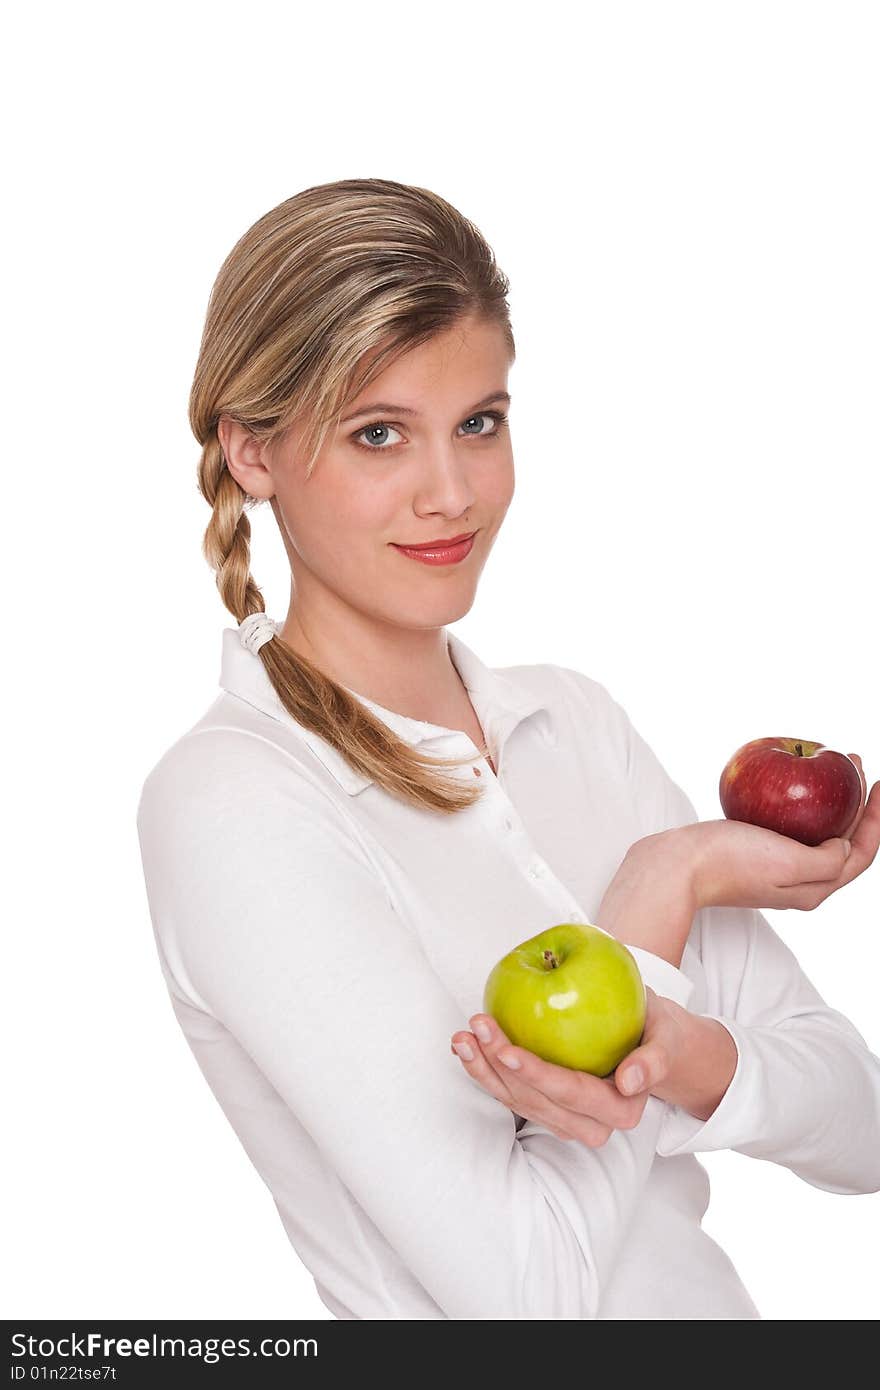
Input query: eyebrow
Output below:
<box><xmin>340</xmin><ymin>390</ymin><xmax>511</xmax><ymax>423</ymax></box>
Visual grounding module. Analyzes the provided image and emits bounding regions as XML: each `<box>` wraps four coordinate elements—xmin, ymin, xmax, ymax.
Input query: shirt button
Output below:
<box><xmin>503</xmin><ymin>816</ymin><xmax>514</xmax><ymax>831</ymax></box>
<box><xmin>529</xmin><ymin>862</ymin><xmax>545</xmax><ymax>879</ymax></box>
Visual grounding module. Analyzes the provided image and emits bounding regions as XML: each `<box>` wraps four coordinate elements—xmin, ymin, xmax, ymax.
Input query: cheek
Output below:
<box><xmin>284</xmin><ymin>474</ymin><xmax>398</xmax><ymax>575</ymax></box>
<box><xmin>483</xmin><ymin>453</ymin><xmax>515</xmax><ymax>512</ymax></box>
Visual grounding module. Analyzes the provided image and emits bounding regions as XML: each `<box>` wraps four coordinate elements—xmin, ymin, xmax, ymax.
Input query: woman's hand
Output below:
<box><xmin>450</xmin><ymin>1010</ymin><xmax>651</xmax><ymax>1147</ymax></box>
<box><xmin>687</xmin><ymin>752</ymin><xmax>879</xmax><ymax>912</ymax></box>
<box><xmin>450</xmin><ymin>989</ymin><xmax>722</xmax><ymax>1139</ymax></box>
<box><xmin>598</xmin><ymin>753</ymin><xmax>878</xmax><ymax>969</ymax></box>
<box><xmin>450</xmin><ymin>988</ymin><xmax>720</xmax><ymax>1145</ymax></box>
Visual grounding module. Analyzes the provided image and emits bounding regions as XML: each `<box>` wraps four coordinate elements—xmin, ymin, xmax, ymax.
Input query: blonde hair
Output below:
<box><xmin>191</xmin><ymin>177</ymin><xmax>516</xmax><ymax>813</ymax></box>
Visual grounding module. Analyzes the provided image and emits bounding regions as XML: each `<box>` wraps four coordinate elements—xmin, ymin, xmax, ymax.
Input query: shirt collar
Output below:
<box><xmin>218</xmin><ymin>619</ymin><xmax>554</xmax><ymax>796</ymax></box>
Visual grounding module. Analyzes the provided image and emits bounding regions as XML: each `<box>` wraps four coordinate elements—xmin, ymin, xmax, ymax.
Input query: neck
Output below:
<box><xmin>276</xmin><ymin>607</ymin><xmax>468</xmax><ymax>724</ymax></box>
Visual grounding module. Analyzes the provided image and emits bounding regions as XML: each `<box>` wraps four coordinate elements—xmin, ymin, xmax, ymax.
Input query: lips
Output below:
<box><xmin>394</xmin><ymin>531</ymin><xmax>476</xmax><ymax>550</ymax></box>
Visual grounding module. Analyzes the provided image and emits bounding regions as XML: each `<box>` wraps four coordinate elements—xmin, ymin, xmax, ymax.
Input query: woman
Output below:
<box><xmin>136</xmin><ymin>177</ymin><xmax>880</xmax><ymax>1319</ymax></box>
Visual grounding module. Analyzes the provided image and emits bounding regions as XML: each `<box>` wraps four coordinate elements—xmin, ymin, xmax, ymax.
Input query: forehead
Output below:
<box><xmin>350</xmin><ymin>317</ymin><xmax>511</xmax><ymax>403</ymax></box>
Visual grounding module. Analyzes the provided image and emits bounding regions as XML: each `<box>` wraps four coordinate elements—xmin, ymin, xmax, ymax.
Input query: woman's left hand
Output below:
<box><xmin>450</xmin><ymin>987</ymin><xmax>697</xmax><ymax>1145</ymax></box>
<box><xmin>451</xmin><ymin>987</ymin><xmax>736</xmax><ymax>1137</ymax></box>
<box><xmin>450</xmin><ymin>1016</ymin><xmax>645</xmax><ymax>1146</ymax></box>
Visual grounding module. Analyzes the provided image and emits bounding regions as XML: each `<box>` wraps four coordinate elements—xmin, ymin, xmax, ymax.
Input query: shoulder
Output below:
<box><xmin>497</xmin><ymin>659</ymin><xmax>634</xmax><ymax>754</ymax></box>
<box><xmin>497</xmin><ymin>658</ymin><xmax>622</xmax><ymax>712</ymax></box>
<box><xmin>502</xmin><ymin>659</ymin><xmax>697</xmax><ymax>833</ymax></box>
<box><xmin>135</xmin><ymin>691</ymin><xmax>332</xmax><ymax>837</ymax></box>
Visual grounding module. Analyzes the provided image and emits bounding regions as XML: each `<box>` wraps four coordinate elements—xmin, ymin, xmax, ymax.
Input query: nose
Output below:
<box><xmin>412</xmin><ymin>438</ymin><xmax>478</xmax><ymax>517</ymax></box>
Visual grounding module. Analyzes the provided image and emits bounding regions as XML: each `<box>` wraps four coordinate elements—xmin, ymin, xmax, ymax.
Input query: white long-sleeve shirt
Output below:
<box><xmin>135</xmin><ymin>619</ymin><xmax>880</xmax><ymax>1320</ymax></box>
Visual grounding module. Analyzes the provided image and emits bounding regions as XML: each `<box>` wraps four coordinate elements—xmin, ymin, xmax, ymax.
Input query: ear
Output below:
<box><xmin>217</xmin><ymin>415</ymin><xmax>275</xmax><ymax>500</ymax></box>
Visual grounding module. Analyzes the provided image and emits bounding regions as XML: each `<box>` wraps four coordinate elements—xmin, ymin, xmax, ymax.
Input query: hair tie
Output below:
<box><xmin>239</xmin><ymin>611</ymin><xmax>278</xmax><ymax>655</ymax></box>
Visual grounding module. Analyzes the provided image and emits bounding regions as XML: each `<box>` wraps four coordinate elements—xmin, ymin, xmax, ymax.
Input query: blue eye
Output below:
<box><xmin>351</xmin><ymin>410</ymin><xmax>509</xmax><ymax>453</ymax></box>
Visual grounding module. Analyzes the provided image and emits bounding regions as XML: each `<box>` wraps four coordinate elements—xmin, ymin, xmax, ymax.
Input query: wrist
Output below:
<box><xmin>652</xmin><ymin>1006</ymin><xmax>738</xmax><ymax>1119</ymax></box>
<box><xmin>674</xmin><ymin>821</ymin><xmax>713</xmax><ymax>910</ymax></box>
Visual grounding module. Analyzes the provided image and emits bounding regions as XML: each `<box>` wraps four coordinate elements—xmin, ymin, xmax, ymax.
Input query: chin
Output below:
<box><xmin>388</xmin><ymin>592</ymin><xmax>478</xmax><ymax>629</ymax></box>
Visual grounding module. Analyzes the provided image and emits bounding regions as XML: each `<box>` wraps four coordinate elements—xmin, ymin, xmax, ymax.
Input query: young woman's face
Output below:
<box><xmin>267</xmin><ymin>313</ymin><xmax>515</xmax><ymax>632</ymax></box>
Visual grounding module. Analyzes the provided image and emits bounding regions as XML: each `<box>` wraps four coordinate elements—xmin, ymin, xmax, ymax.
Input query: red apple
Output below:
<box><xmin>719</xmin><ymin>737</ymin><xmax>862</xmax><ymax>846</ymax></box>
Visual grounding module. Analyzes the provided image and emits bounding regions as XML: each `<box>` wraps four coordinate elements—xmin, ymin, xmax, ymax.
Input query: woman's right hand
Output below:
<box><xmin>686</xmin><ymin>752</ymin><xmax>879</xmax><ymax>913</ymax></box>
<box><xmin>596</xmin><ymin>753</ymin><xmax>879</xmax><ymax>967</ymax></box>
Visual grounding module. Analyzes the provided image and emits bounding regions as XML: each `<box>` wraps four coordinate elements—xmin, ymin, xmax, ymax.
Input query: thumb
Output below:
<box><xmin>615</xmin><ymin>1039</ymin><xmax>667</xmax><ymax>1097</ymax></box>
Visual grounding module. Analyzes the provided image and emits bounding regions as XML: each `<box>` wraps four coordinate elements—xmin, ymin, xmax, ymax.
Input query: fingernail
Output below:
<box><xmin>498</xmin><ymin>1051</ymin><xmax>520</xmax><ymax>1069</ymax></box>
<box><xmin>453</xmin><ymin>1040</ymin><xmax>474</xmax><ymax>1062</ymax></box>
<box><xmin>620</xmin><ymin>1065</ymin><xmax>644</xmax><ymax>1095</ymax></box>
<box><xmin>471</xmin><ymin>1018</ymin><xmax>492</xmax><ymax>1044</ymax></box>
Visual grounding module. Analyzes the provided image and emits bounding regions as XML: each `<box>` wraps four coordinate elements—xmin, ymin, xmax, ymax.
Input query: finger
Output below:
<box><xmin>454</xmin><ymin>1026</ymin><xmax>615</xmax><ymax>1143</ymax></box>
<box><xmin>793</xmin><ymin>833</ymin><xmax>855</xmax><ymax>884</ymax></box>
<box><xmin>844</xmin><ymin>779</ymin><xmax>880</xmax><ymax>877</ymax></box>
<box><xmin>811</xmin><ymin>778</ymin><xmax>880</xmax><ymax>897</ymax></box>
<box><xmin>451</xmin><ymin>1031</ymin><xmax>516</xmax><ymax>1109</ymax></box>
<box><xmin>841</xmin><ymin>753</ymin><xmax>868</xmax><ymax>842</ymax></box>
<box><xmin>469</xmin><ymin>1013</ymin><xmax>645</xmax><ymax>1133</ymax></box>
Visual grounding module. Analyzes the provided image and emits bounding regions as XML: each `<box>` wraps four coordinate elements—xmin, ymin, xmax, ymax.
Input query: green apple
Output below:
<box><xmin>483</xmin><ymin>922</ymin><xmax>646</xmax><ymax>1076</ymax></box>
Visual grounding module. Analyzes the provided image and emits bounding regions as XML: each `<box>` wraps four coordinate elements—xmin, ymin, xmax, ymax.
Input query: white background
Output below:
<box><xmin>5</xmin><ymin>1</ymin><xmax>878</xmax><ymax>1321</ymax></box>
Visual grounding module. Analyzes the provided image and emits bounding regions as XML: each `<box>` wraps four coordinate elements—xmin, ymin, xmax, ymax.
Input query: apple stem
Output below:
<box><xmin>795</xmin><ymin>743</ymin><xmax>804</xmax><ymax>756</ymax></box>
<box><xmin>543</xmin><ymin>949</ymin><xmax>560</xmax><ymax>970</ymax></box>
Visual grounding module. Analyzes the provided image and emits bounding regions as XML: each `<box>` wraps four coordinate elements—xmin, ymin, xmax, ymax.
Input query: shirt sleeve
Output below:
<box><xmin>655</xmin><ymin>907</ymin><xmax>880</xmax><ymax>1194</ymax></box>
<box><xmin>571</xmin><ymin>669</ymin><xmax>880</xmax><ymax>1196</ymax></box>
<box><xmin>136</xmin><ymin>728</ymin><xmax>693</xmax><ymax>1321</ymax></box>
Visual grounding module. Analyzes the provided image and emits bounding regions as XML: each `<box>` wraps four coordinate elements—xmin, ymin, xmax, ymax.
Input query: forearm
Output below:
<box><xmin>597</xmin><ymin>829</ymin><xmax>698</xmax><ymax>968</ymax></box>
